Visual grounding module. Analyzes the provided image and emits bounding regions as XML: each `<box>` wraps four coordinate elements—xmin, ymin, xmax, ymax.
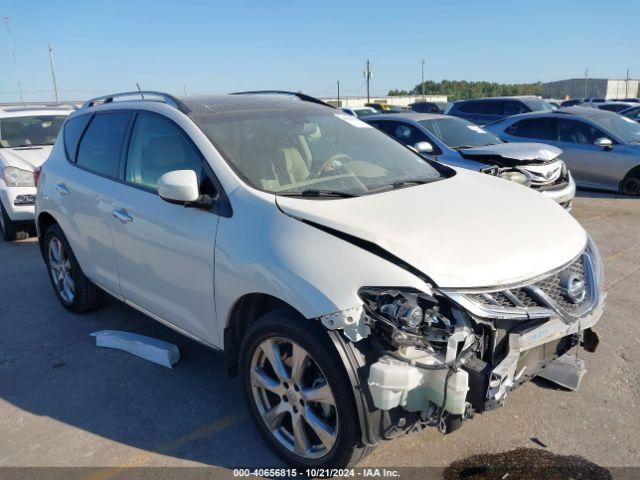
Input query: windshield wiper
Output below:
<box><xmin>368</xmin><ymin>179</ymin><xmax>430</xmax><ymax>194</ymax></box>
<box><xmin>278</xmin><ymin>189</ymin><xmax>358</xmax><ymax>198</ymax></box>
<box><xmin>453</xmin><ymin>142</ymin><xmax>495</xmax><ymax>150</ymax></box>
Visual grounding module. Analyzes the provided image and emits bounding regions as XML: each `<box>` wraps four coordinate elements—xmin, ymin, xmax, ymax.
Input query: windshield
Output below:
<box><xmin>593</xmin><ymin>113</ymin><xmax>640</xmax><ymax>144</ymax></box>
<box><xmin>191</xmin><ymin>105</ymin><xmax>449</xmax><ymax>196</ymax></box>
<box><xmin>0</xmin><ymin>115</ymin><xmax>67</xmax><ymax>148</ymax></box>
<box><xmin>418</xmin><ymin>117</ymin><xmax>503</xmax><ymax>149</ymax></box>
<box><xmin>522</xmin><ymin>99</ymin><xmax>555</xmax><ymax>112</ymax></box>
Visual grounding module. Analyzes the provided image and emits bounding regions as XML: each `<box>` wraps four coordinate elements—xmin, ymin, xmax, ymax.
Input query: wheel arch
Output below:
<box><xmin>36</xmin><ymin>211</ymin><xmax>59</xmax><ymax>259</ymax></box>
<box><xmin>620</xmin><ymin>164</ymin><xmax>640</xmax><ymax>194</ymax></box>
<box><xmin>223</xmin><ymin>292</ymin><xmax>303</xmax><ymax>376</ymax></box>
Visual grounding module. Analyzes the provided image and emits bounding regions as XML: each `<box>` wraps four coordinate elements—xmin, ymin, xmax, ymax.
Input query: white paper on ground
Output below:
<box><xmin>90</xmin><ymin>330</ymin><xmax>180</xmax><ymax>369</ymax></box>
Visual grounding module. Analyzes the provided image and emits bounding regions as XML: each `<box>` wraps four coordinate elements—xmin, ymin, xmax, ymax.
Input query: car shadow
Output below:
<box><xmin>574</xmin><ymin>187</ymin><xmax>631</xmax><ymax>199</ymax></box>
<box><xmin>0</xmin><ymin>239</ymin><xmax>283</xmax><ymax>469</ymax></box>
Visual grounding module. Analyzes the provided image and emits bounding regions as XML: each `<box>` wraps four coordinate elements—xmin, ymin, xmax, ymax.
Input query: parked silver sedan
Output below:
<box><xmin>364</xmin><ymin>113</ymin><xmax>576</xmax><ymax>209</ymax></box>
<box><xmin>485</xmin><ymin>107</ymin><xmax>640</xmax><ymax>195</ymax></box>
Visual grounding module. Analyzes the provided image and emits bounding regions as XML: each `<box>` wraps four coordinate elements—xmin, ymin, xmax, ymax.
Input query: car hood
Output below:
<box><xmin>276</xmin><ymin>170</ymin><xmax>586</xmax><ymax>289</ymax></box>
<box><xmin>0</xmin><ymin>146</ymin><xmax>53</xmax><ymax>171</ymax></box>
<box><xmin>460</xmin><ymin>142</ymin><xmax>562</xmax><ymax>163</ymax></box>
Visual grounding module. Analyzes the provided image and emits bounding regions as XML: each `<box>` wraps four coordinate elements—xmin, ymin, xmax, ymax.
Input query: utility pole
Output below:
<box><xmin>421</xmin><ymin>60</ymin><xmax>426</xmax><ymax>100</ymax></box>
<box><xmin>337</xmin><ymin>80</ymin><xmax>340</xmax><ymax>103</ymax></box>
<box><xmin>48</xmin><ymin>43</ymin><xmax>60</xmax><ymax>104</ymax></box>
<box><xmin>364</xmin><ymin>60</ymin><xmax>372</xmax><ymax>103</ymax></box>
<box><xmin>3</xmin><ymin>17</ymin><xmax>24</xmax><ymax>104</ymax></box>
<box><xmin>626</xmin><ymin>68</ymin><xmax>630</xmax><ymax>98</ymax></box>
<box><xmin>584</xmin><ymin>67</ymin><xmax>589</xmax><ymax>99</ymax></box>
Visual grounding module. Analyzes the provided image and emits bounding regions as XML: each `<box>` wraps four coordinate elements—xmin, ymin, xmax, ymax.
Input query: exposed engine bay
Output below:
<box><xmin>320</xmin><ymin>245</ymin><xmax>604</xmax><ymax>441</ymax></box>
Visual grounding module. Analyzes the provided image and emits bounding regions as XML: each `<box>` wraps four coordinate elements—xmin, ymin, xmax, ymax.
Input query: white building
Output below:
<box><xmin>321</xmin><ymin>95</ymin><xmax>448</xmax><ymax>108</ymax></box>
<box><xmin>542</xmin><ymin>78</ymin><xmax>638</xmax><ymax>100</ymax></box>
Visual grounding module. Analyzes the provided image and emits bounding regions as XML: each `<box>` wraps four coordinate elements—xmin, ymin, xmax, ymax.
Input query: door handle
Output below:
<box><xmin>111</xmin><ymin>209</ymin><xmax>133</xmax><ymax>224</ymax></box>
<box><xmin>56</xmin><ymin>184</ymin><xmax>69</xmax><ymax>195</ymax></box>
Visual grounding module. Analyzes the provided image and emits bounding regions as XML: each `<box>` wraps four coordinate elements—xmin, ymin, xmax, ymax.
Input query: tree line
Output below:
<box><xmin>388</xmin><ymin>80</ymin><xmax>542</xmax><ymax>100</ymax></box>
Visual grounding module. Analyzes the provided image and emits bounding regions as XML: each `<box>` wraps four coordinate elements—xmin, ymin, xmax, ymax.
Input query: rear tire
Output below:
<box><xmin>620</xmin><ymin>175</ymin><xmax>640</xmax><ymax>196</ymax></box>
<box><xmin>0</xmin><ymin>201</ymin><xmax>28</xmax><ymax>242</ymax></box>
<box><xmin>44</xmin><ymin>224</ymin><xmax>103</xmax><ymax>313</ymax></box>
<box><xmin>239</xmin><ymin>308</ymin><xmax>373</xmax><ymax>468</ymax></box>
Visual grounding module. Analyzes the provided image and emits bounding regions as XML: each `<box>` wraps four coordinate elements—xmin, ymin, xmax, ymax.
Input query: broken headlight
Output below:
<box><xmin>499</xmin><ymin>170</ymin><xmax>531</xmax><ymax>187</ymax></box>
<box><xmin>358</xmin><ymin>287</ymin><xmax>454</xmax><ymax>348</ymax></box>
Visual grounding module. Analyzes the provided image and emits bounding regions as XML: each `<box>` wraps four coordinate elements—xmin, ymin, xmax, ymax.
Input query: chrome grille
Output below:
<box><xmin>471</xmin><ymin>256</ymin><xmax>587</xmax><ymax>314</ymax></box>
<box><xmin>455</xmin><ymin>252</ymin><xmax>597</xmax><ymax>324</ymax></box>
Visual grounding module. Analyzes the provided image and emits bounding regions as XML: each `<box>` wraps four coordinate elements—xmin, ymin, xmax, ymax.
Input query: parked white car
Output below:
<box><xmin>341</xmin><ymin>106</ymin><xmax>378</xmax><ymax>118</ymax></box>
<box><xmin>36</xmin><ymin>91</ymin><xmax>606</xmax><ymax>468</ymax></box>
<box><xmin>0</xmin><ymin>105</ymin><xmax>71</xmax><ymax>240</ymax></box>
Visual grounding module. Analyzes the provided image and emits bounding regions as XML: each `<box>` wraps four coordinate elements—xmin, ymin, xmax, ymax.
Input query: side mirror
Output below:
<box><xmin>158</xmin><ymin>170</ymin><xmax>200</xmax><ymax>203</ymax></box>
<box><xmin>414</xmin><ymin>141</ymin><xmax>434</xmax><ymax>154</ymax></box>
<box><xmin>594</xmin><ymin>137</ymin><xmax>613</xmax><ymax>150</ymax></box>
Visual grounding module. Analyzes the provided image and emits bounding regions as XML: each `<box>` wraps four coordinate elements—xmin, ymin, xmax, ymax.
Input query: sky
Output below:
<box><xmin>1</xmin><ymin>0</ymin><xmax>638</xmax><ymax>102</ymax></box>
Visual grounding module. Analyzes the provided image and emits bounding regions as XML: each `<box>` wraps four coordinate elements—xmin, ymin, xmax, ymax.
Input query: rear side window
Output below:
<box><xmin>76</xmin><ymin>112</ymin><xmax>130</xmax><ymax>178</ymax></box>
<box><xmin>507</xmin><ymin>118</ymin><xmax>557</xmax><ymax>140</ymax></box>
<box><xmin>63</xmin><ymin>114</ymin><xmax>92</xmax><ymax>161</ymax></box>
<box><xmin>458</xmin><ymin>100</ymin><xmax>502</xmax><ymax>115</ymax></box>
<box><xmin>125</xmin><ymin>113</ymin><xmax>204</xmax><ymax>190</ymax></box>
<box><xmin>503</xmin><ymin>101</ymin><xmax>529</xmax><ymax>116</ymax></box>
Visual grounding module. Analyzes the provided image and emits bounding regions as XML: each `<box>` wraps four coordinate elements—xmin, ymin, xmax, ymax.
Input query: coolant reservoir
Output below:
<box><xmin>368</xmin><ymin>356</ymin><xmax>469</xmax><ymax>415</ymax></box>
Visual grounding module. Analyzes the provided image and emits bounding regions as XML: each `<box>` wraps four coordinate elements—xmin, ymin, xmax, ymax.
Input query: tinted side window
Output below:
<box><xmin>63</xmin><ymin>114</ymin><xmax>92</xmax><ymax>161</ymax></box>
<box><xmin>503</xmin><ymin>101</ymin><xmax>529</xmax><ymax>116</ymax></box>
<box><xmin>76</xmin><ymin>112</ymin><xmax>130</xmax><ymax>178</ymax></box>
<box><xmin>507</xmin><ymin>118</ymin><xmax>557</xmax><ymax>140</ymax></box>
<box><xmin>459</xmin><ymin>100</ymin><xmax>502</xmax><ymax>115</ymax></box>
<box><xmin>125</xmin><ymin>113</ymin><xmax>204</xmax><ymax>190</ymax></box>
<box><xmin>381</xmin><ymin>122</ymin><xmax>429</xmax><ymax>146</ymax></box>
<box><xmin>457</xmin><ymin>101</ymin><xmax>478</xmax><ymax>113</ymax></box>
<box><xmin>557</xmin><ymin>119</ymin><xmax>605</xmax><ymax>144</ymax></box>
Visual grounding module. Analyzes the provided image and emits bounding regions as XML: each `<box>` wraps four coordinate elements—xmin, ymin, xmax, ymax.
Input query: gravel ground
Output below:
<box><xmin>0</xmin><ymin>190</ymin><xmax>638</xmax><ymax>478</ymax></box>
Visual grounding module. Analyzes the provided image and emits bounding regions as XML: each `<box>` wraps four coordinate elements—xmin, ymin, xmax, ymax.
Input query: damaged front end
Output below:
<box><xmin>323</xmin><ymin>236</ymin><xmax>605</xmax><ymax>441</ymax></box>
<box><xmin>460</xmin><ymin>144</ymin><xmax>574</xmax><ymax>209</ymax></box>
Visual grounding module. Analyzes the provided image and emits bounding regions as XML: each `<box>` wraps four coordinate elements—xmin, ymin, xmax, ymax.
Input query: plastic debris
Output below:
<box><xmin>90</xmin><ymin>330</ymin><xmax>180</xmax><ymax>369</ymax></box>
<box><xmin>537</xmin><ymin>353</ymin><xmax>586</xmax><ymax>390</ymax></box>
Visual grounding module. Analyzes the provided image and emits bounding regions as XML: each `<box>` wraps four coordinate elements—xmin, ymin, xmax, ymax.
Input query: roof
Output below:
<box><xmin>454</xmin><ymin>95</ymin><xmax>542</xmax><ymax>103</ymax></box>
<box><xmin>362</xmin><ymin>112</ymin><xmax>448</xmax><ymax>122</ymax></box>
<box><xmin>0</xmin><ymin>105</ymin><xmax>74</xmax><ymax>118</ymax></box>
<box><xmin>80</xmin><ymin>91</ymin><xmax>334</xmax><ymax>116</ymax></box>
<box><xmin>496</xmin><ymin>105</ymin><xmax>620</xmax><ymax>123</ymax></box>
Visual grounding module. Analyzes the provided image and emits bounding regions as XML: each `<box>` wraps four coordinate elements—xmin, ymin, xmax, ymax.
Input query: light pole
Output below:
<box><xmin>364</xmin><ymin>60</ymin><xmax>372</xmax><ymax>103</ymax></box>
<box><xmin>421</xmin><ymin>60</ymin><xmax>426</xmax><ymax>100</ymax></box>
<box><xmin>48</xmin><ymin>43</ymin><xmax>60</xmax><ymax>104</ymax></box>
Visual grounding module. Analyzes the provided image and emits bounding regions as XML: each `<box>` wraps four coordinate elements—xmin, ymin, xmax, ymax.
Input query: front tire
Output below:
<box><xmin>44</xmin><ymin>224</ymin><xmax>103</xmax><ymax>313</ymax></box>
<box><xmin>239</xmin><ymin>308</ymin><xmax>373</xmax><ymax>468</ymax></box>
<box><xmin>620</xmin><ymin>175</ymin><xmax>640</xmax><ymax>196</ymax></box>
<box><xmin>0</xmin><ymin>201</ymin><xmax>28</xmax><ymax>242</ymax></box>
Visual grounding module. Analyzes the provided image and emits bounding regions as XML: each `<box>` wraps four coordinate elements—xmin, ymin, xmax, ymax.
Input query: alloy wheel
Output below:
<box><xmin>48</xmin><ymin>237</ymin><xmax>75</xmax><ymax>303</ymax></box>
<box><xmin>250</xmin><ymin>337</ymin><xmax>338</xmax><ymax>459</ymax></box>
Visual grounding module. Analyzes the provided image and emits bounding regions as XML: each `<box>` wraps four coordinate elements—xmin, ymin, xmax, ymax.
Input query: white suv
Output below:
<box><xmin>0</xmin><ymin>105</ymin><xmax>71</xmax><ymax>240</ymax></box>
<box><xmin>36</xmin><ymin>91</ymin><xmax>606</xmax><ymax>468</ymax></box>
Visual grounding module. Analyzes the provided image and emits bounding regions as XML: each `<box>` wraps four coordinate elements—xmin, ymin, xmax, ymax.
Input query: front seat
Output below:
<box><xmin>280</xmin><ymin>147</ymin><xmax>310</xmax><ymax>184</ymax></box>
<box><xmin>139</xmin><ymin>136</ymin><xmax>188</xmax><ymax>188</ymax></box>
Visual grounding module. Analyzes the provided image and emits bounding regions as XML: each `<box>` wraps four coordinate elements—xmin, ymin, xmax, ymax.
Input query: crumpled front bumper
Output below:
<box><xmin>366</xmin><ymin>294</ymin><xmax>605</xmax><ymax>427</ymax></box>
<box><xmin>537</xmin><ymin>174</ymin><xmax>576</xmax><ymax>209</ymax></box>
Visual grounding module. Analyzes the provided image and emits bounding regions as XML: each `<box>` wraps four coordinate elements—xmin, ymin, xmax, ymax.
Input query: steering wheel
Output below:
<box><xmin>312</xmin><ymin>153</ymin><xmax>353</xmax><ymax>178</ymax></box>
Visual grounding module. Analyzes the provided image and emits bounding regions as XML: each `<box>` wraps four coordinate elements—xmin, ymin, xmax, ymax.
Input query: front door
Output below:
<box><xmin>110</xmin><ymin>111</ymin><xmax>219</xmax><ymax>345</ymax></box>
<box><xmin>552</xmin><ymin>119</ymin><xmax>625</xmax><ymax>189</ymax></box>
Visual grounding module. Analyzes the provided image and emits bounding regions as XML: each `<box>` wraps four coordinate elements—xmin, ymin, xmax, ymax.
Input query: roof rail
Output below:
<box><xmin>230</xmin><ymin>90</ymin><xmax>335</xmax><ymax>108</ymax></box>
<box><xmin>81</xmin><ymin>91</ymin><xmax>189</xmax><ymax>113</ymax></box>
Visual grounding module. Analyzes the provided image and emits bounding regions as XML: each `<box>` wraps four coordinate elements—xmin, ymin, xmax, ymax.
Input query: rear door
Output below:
<box><xmin>109</xmin><ymin>111</ymin><xmax>220</xmax><ymax>345</ymax></box>
<box><xmin>57</xmin><ymin>111</ymin><xmax>131</xmax><ymax>296</ymax></box>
